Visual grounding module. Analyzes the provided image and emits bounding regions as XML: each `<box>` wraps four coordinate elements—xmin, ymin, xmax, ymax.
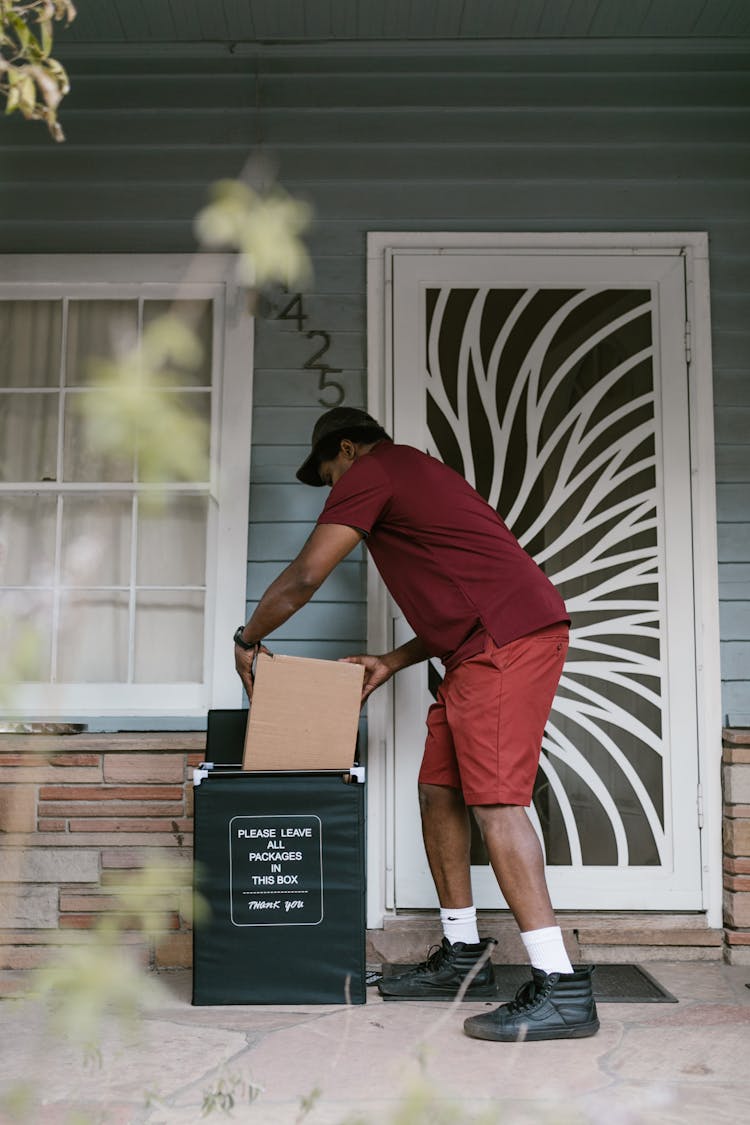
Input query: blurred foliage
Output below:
<box><xmin>297</xmin><ymin>1085</ymin><xmax>322</xmax><ymax>1122</ymax></box>
<box><xmin>32</xmin><ymin>859</ymin><xmax>206</xmax><ymax>1056</ymax></box>
<box><xmin>79</xmin><ymin>312</ymin><xmax>210</xmax><ymax>488</ymax></box>
<box><xmin>0</xmin><ymin>0</ymin><xmax>76</xmax><ymax>141</ymax></box>
<box><xmin>0</xmin><ymin>612</ymin><xmax>42</xmax><ymax>706</ymax></box>
<box><xmin>33</xmin><ymin>938</ymin><xmax>159</xmax><ymax>1053</ymax></box>
<box><xmin>195</xmin><ymin>178</ymin><xmax>313</xmax><ymax>289</ymax></box>
<box><xmin>78</xmin><ymin>176</ymin><xmax>313</xmax><ymax>490</ymax></box>
<box><xmin>201</xmin><ymin>1070</ymin><xmax>264</xmax><ymax>1117</ymax></box>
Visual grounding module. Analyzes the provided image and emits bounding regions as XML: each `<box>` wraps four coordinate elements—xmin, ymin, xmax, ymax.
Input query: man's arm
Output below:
<box><xmin>340</xmin><ymin>635</ymin><xmax>431</xmax><ymax>704</ymax></box>
<box><xmin>235</xmin><ymin>523</ymin><xmax>363</xmax><ymax>696</ymax></box>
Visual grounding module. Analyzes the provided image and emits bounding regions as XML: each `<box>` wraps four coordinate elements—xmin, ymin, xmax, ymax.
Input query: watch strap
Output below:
<box><xmin>233</xmin><ymin>626</ymin><xmax>257</xmax><ymax>651</ymax></box>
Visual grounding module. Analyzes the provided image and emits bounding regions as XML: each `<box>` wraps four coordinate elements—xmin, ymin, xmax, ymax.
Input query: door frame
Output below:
<box><xmin>365</xmin><ymin>231</ymin><xmax>721</xmax><ymax>930</ymax></box>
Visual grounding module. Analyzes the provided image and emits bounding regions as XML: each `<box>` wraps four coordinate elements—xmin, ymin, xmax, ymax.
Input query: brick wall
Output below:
<box><xmin>2</xmin><ymin>729</ymin><xmax>747</xmax><ymax>976</ymax></box>
<box><xmin>723</xmin><ymin>728</ymin><xmax>750</xmax><ymax>965</ymax></box>
<box><xmin>0</xmin><ymin>733</ymin><xmax>204</xmax><ymax>973</ymax></box>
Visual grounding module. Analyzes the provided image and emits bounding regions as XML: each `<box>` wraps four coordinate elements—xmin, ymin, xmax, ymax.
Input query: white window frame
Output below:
<box><xmin>365</xmin><ymin>231</ymin><xmax>722</xmax><ymax>930</ymax></box>
<box><xmin>0</xmin><ymin>254</ymin><xmax>253</xmax><ymax>720</ymax></box>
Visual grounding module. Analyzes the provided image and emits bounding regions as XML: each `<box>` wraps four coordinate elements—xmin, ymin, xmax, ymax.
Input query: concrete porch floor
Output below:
<box><xmin>0</xmin><ymin>961</ymin><xmax>749</xmax><ymax>1124</ymax></box>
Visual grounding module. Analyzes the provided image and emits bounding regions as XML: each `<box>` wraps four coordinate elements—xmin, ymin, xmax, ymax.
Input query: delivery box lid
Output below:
<box><xmin>243</xmin><ymin>653</ymin><xmax>365</xmax><ymax>771</ymax></box>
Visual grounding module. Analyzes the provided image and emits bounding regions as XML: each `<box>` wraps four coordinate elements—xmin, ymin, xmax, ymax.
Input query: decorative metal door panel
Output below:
<box><xmin>389</xmin><ymin>251</ymin><xmax>703</xmax><ymax>910</ymax></box>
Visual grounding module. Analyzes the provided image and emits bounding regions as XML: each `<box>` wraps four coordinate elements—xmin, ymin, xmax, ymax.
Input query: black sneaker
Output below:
<box><xmin>377</xmin><ymin>937</ymin><xmax>497</xmax><ymax>1000</ymax></box>
<box><xmin>463</xmin><ymin>965</ymin><xmax>600</xmax><ymax>1041</ymax></box>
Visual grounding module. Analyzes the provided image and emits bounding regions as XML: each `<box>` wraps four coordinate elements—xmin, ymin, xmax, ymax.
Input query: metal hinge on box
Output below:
<box><xmin>696</xmin><ymin>783</ymin><xmax>704</xmax><ymax>829</ymax></box>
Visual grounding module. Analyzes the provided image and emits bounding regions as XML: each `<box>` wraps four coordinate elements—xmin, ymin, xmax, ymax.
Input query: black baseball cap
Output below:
<box><xmin>296</xmin><ymin>407</ymin><xmax>388</xmax><ymax>486</ymax></box>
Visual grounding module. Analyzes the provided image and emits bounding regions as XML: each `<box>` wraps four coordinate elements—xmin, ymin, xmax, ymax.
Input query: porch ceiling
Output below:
<box><xmin>63</xmin><ymin>1</ymin><xmax>750</xmax><ymax>46</ymax></box>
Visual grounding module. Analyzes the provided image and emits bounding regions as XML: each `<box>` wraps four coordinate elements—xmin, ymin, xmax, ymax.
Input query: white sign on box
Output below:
<box><xmin>242</xmin><ymin>653</ymin><xmax>365</xmax><ymax>771</ymax></box>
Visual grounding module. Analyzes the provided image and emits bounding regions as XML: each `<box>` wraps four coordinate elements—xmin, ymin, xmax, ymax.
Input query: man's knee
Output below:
<box><xmin>471</xmin><ymin>802</ymin><xmax>525</xmax><ymax>835</ymax></box>
<box><xmin>418</xmin><ymin>782</ymin><xmax>464</xmax><ymax>817</ymax></box>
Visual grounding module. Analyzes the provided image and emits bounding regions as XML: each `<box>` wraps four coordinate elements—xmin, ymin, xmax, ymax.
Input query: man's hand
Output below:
<box><xmin>340</xmin><ymin>637</ymin><xmax>430</xmax><ymax>705</ymax></box>
<box><xmin>234</xmin><ymin>642</ymin><xmax>272</xmax><ymax>701</ymax></box>
<box><xmin>339</xmin><ymin>653</ymin><xmax>395</xmax><ymax>704</ymax></box>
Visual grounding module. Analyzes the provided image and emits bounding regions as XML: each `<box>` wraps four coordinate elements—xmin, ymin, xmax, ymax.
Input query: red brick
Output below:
<box><xmin>37</xmin><ymin>819</ymin><xmax>66</xmax><ymax>832</ymax></box>
<box><xmin>725</xmin><ymin>803</ymin><xmax>750</xmax><ymax>818</ymax></box>
<box><xmin>155</xmin><ymin>931</ymin><xmax>193</xmax><ymax>969</ymax></box>
<box><xmin>103</xmin><ymin>753</ymin><xmax>185</xmax><ymax>783</ymax></box>
<box><xmin>723</xmin><ymin>818</ymin><xmax>750</xmax><ymax>856</ymax></box>
<box><xmin>725</xmin><ymin>891</ymin><xmax>750</xmax><ymax>928</ymax></box>
<box><xmin>41</xmin><ymin>801</ymin><xmax>185</xmax><ymax>818</ymax></box>
<box><xmin>68</xmin><ymin>818</ymin><xmax>193</xmax><ymax>834</ymax></box>
<box><xmin>0</xmin><ymin>766</ymin><xmax>103</xmax><ymax>784</ymax></box>
<box><xmin>59</xmin><ymin>912</ymin><xmax>180</xmax><ymax>930</ymax></box>
<box><xmin>0</xmin><ymin>753</ymin><xmax>53</xmax><ymax>766</ymax></box>
<box><xmin>0</xmin><ymin>752</ymin><xmax>102</xmax><ymax>768</ymax></box>
<box><xmin>60</xmin><ymin>892</ymin><xmax>179</xmax><ymax>912</ymax></box>
<box><xmin>725</xmin><ymin>857</ymin><xmax>750</xmax><ymax>875</ymax></box>
<box><xmin>100</xmin><ymin>847</ymin><xmax>147</xmax><ymax>868</ymax></box>
<box><xmin>39</xmin><ymin>785</ymin><xmax>184</xmax><ymax>801</ymax></box>
<box><xmin>719</xmin><ymin>868</ymin><xmax>750</xmax><ymax>886</ymax></box>
<box><xmin>187</xmin><ymin>752</ymin><xmax>204</xmax><ymax>767</ymax></box>
<box><xmin>724</xmin><ymin>746</ymin><xmax>750</xmax><ymax>765</ymax></box>
<box><xmin>60</xmin><ymin>894</ymin><xmax>120</xmax><ymax>912</ymax></box>
<box><xmin>724</xmin><ymin>874</ymin><xmax>750</xmax><ymax>892</ymax></box>
<box><xmin>725</xmin><ymin>930</ymin><xmax>750</xmax><ymax>945</ymax></box>
<box><xmin>0</xmin><ymin>945</ymin><xmax>53</xmax><ymax>969</ymax></box>
<box><xmin>0</xmin><ymin>787</ymin><xmax>36</xmax><ymax>832</ymax></box>
<box><xmin>49</xmin><ymin>753</ymin><xmax>102</xmax><ymax>767</ymax></box>
<box><xmin>723</xmin><ymin>728</ymin><xmax>750</xmax><ymax>746</ymax></box>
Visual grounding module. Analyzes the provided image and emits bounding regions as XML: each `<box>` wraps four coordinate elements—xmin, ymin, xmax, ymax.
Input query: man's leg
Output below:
<box><xmin>470</xmin><ymin>803</ymin><xmax>555</xmax><ymax>932</ymax></box>
<box><xmin>471</xmin><ymin>802</ymin><xmax>573</xmax><ymax>975</ymax></box>
<box><xmin>418</xmin><ymin>781</ymin><xmax>487</xmax><ymax>948</ymax></box>
<box><xmin>418</xmin><ymin>782</ymin><xmax>472</xmax><ymax>908</ymax></box>
<box><xmin>376</xmin><ymin>734</ymin><xmax>497</xmax><ymax>999</ymax></box>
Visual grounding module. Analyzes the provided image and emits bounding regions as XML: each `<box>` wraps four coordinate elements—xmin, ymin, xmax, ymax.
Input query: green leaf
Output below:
<box><xmin>40</xmin><ymin>18</ymin><xmax>52</xmax><ymax>57</ymax></box>
<box><xmin>8</xmin><ymin>11</ymin><xmax>31</xmax><ymax>51</ymax></box>
<box><xmin>18</xmin><ymin>70</ymin><xmax>36</xmax><ymax>116</ymax></box>
<box><xmin>4</xmin><ymin>81</ymin><xmax>19</xmax><ymax>113</ymax></box>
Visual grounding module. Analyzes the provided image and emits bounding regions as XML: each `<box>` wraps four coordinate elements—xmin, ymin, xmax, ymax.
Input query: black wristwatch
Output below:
<box><xmin>233</xmin><ymin>626</ymin><xmax>257</xmax><ymax>651</ymax></box>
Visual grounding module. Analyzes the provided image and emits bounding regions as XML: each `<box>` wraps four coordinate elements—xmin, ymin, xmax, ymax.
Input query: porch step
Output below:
<box><xmin>366</xmin><ymin>912</ymin><xmax>724</xmax><ymax>965</ymax></box>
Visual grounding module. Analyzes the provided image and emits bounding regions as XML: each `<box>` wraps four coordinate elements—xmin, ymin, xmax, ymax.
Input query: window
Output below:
<box><xmin>0</xmin><ymin>256</ymin><xmax>253</xmax><ymax>720</ymax></box>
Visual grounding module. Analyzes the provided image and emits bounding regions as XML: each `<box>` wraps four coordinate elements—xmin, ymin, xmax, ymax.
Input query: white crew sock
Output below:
<box><xmin>520</xmin><ymin>925</ymin><xmax>573</xmax><ymax>975</ymax></box>
<box><xmin>440</xmin><ymin>905</ymin><xmax>480</xmax><ymax>946</ymax></box>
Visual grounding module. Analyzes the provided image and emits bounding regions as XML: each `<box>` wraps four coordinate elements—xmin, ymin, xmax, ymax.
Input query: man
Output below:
<box><xmin>234</xmin><ymin>406</ymin><xmax>598</xmax><ymax>1042</ymax></box>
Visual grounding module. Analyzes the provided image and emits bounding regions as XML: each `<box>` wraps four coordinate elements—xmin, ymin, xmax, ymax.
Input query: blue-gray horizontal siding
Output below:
<box><xmin>61</xmin><ymin>0</ymin><xmax>750</xmax><ymax>44</ymax></box>
<box><xmin>1</xmin><ymin>43</ymin><xmax>748</xmax><ymax>713</ymax></box>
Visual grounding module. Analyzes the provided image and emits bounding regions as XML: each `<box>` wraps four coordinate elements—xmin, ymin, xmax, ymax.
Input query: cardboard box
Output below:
<box><xmin>242</xmin><ymin>653</ymin><xmax>365</xmax><ymax>771</ymax></box>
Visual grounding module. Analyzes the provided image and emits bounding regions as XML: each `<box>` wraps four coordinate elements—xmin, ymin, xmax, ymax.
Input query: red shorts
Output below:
<box><xmin>418</xmin><ymin>623</ymin><xmax>569</xmax><ymax>807</ymax></box>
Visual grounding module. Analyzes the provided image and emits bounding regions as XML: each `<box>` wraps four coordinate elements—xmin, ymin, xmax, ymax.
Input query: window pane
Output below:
<box><xmin>135</xmin><ymin>390</ymin><xmax>211</xmax><ymax>483</ymax></box>
<box><xmin>63</xmin><ymin>391</ymin><xmax>135</xmax><ymax>482</ymax></box>
<box><xmin>0</xmin><ymin>393</ymin><xmax>58</xmax><ymax>482</ymax></box>
<box><xmin>57</xmin><ymin>590</ymin><xmax>129</xmax><ymax>682</ymax></box>
<box><xmin>4</xmin><ymin>589</ymin><xmax>53</xmax><ymax>681</ymax></box>
<box><xmin>61</xmin><ymin>495</ymin><xmax>132</xmax><ymax>587</ymax></box>
<box><xmin>142</xmin><ymin>300</ymin><xmax>213</xmax><ymax>386</ymax></box>
<box><xmin>137</xmin><ymin>496</ymin><xmax>208</xmax><ymax>586</ymax></box>
<box><xmin>0</xmin><ymin>494</ymin><xmax>57</xmax><ymax>586</ymax></box>
<box><xmin>0</xmin><ymin>300</ymin><xmax>63</xmax><ymax>388</ymax></box>
<box><xmin>65</xmin><ymin>300</ymin><xmax>139</xmax><ymax>386</ymax></box>
<box><xmin>134</xmin><ymin>590</ymin><xmax>204</xmax><ymax>682</ymax></box>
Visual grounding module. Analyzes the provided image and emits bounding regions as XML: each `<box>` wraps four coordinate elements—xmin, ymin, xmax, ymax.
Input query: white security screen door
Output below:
<box><xmin>387</xmin><ymin>246</ymin><xmax>704</xmax><ymax>911</ymax></box>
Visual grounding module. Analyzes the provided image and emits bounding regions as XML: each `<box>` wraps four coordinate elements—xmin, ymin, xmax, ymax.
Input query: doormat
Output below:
<box><xmin>367</xmin><ymin>963</ymin><xmax>677</xmax><ymax>1003</ymax></box>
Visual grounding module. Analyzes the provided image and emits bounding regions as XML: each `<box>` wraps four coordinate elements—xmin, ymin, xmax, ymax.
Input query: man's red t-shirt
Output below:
<box><xmin>317</xmin><ymin>442</ymin><xmax>569</xmax><ymax>669</ymax></box>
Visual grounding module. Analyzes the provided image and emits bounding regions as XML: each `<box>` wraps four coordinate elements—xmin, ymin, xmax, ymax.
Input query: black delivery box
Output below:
<box><xmin>192</xmin><ymin>709</ymin><xmax>366</xmax><ymax>1005</ymax></box>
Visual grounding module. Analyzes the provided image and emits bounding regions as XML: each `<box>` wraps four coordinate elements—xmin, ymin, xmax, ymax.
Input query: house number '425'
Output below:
<box><xmin>276</xmin><ymin>293</ymin><xmax>346</xmax><ymax>407</ymax></box>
